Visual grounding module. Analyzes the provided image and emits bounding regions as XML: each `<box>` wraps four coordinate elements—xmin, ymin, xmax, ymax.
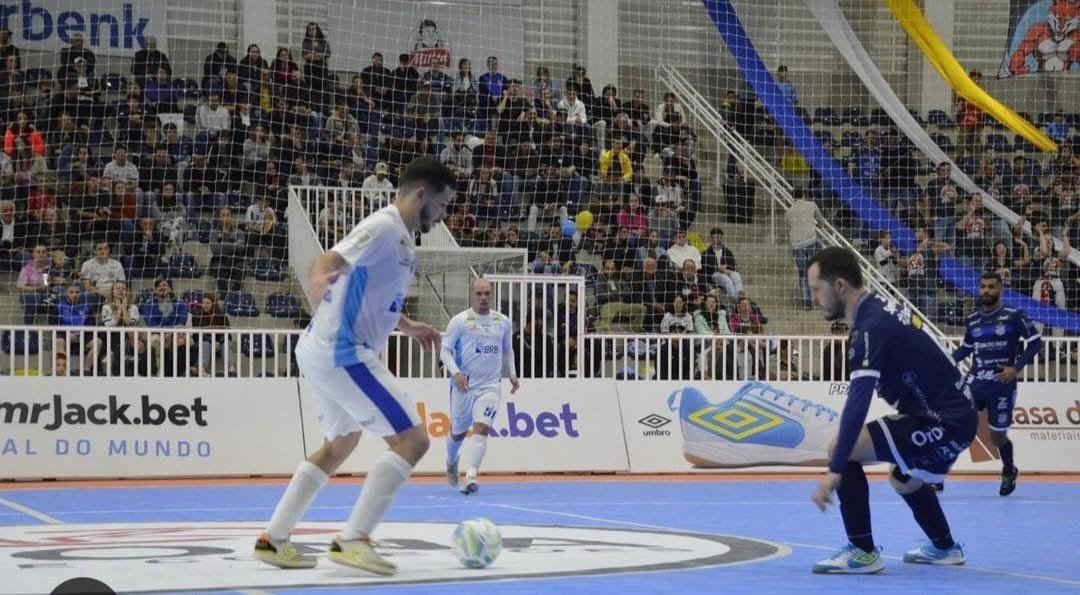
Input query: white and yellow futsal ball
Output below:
<box><xmin>452</xmin><ymin>517</ymin><xmax>502</xmax><ymax>568</ymax></box>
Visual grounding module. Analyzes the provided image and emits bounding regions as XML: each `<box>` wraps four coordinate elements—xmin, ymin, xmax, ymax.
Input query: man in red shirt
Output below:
<box><xmin>955</xmin><ymin>70</ymin><xmax>985</xmax><ymax>164</ymax></box>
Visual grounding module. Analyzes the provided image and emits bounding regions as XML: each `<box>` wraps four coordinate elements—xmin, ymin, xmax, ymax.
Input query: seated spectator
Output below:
<box><xmin>70</xmin><ymin>57</ymin><xmax>104</xmax><ymax>107</ymax></box>
<box><xmin>874</xmin><ymin>230</ymin><xmax>900</xmax><ymax>284</ymax></box>
<box><xmin>652</xmin><ymin>91</ymin><xmax>685</xmax><ymax>152</ymax></box>
<box><xmin>630</xmin><ymin>256</ymin><xmax>672</xmax><ymax>332</ymax></box>
<box><xmin>160</xmin><ymin>331</ymin><xmax>198</xmax><ymax>377</ymax></box>
<box><xmin>112</xmin><ymin>333</ymin><xmax>157</xmax><ymax>377</ymax></box>
<box><xmin>655</xmin><ymin>321</ymin><xmax>695</xmax><ymax>380</ymax></box>
<box><xmin>196</xmin><ymin>92</ymin><xmax>231</xmax><ymax>140</ymax></box>
<box><xmin>204</xmin><ymin>42</ymin><xmax>238</xmax><ymax>87</ymax></box>
<box><xmin>666</xmin><ymin>230</ymin><xmax>701</xmax><ymax>271</ymax></box>
<box><xmin>287</xmin><ymin>153</ymin><xmax>323</xmax><ymax>187</ymax></box>
<box><xmin>700</xmin><ymin>227</ymin><xmax>744</xmax><ymax>298</ymax></box>
<box><xmin>0</xmin><ymin>198</ymin><xmax>29</xmax><ymax>271</ymax></box>
<box><xmin>140</xmin><ymin>146</ymin><xmax>178</xmax><ymax>220</ymax></box>
<box><xmin>184</xmin><ymin>152</ymin><xmax>227</xmax><ymax>220</ymax></box>
<box><xmin>141</xmin><ymin>277</ymin><xmax>189</xmax><ymax>327</ymax></box>
<box><xmin>58</xmin><ymin>143</ymin><xmax>98</xmax><ymax>185</ymax></box>
<box><xmin>211</xmin><ymin>207</ymin><xmax>246</xmax><ymax>291</ymax></box>
<box><xmin>466</xmin><ymin>167</ymin><xmax>501</xmax><ymax>225</ymax></box>
<box><xmin>190</xmin><ymin>292</ymin><xmax>230</xmax><ymax>375</ymax></box>
<box><xmin>28</xmin><ymin>207</ymin><xmax>72</xmax><ymax>256</ymax></box>
<box><xmin>317</xmin><ymin>196</ymin><xmax>348</xmax><ymax>244</ymax></box>
<box><xmin>728</xmin><ymin>295</ymin><xmax>764</xmax><ymax>335</ymax></box>
<box><xmin>145</xmin><ymin>67</ymin><xmax>180</xmax><ymax>114</ymax></box>
<box><xmin>244</xmin><ymin>194</ymin><xmax>283</xmax><ymax>259</ymax></box>
<box><xmin>955</xmin><ymin>193</ymin><xmax>990</xmax><ymax>271</ymax></box>
<box><xmin>132</xmin><ymin>36</ymin><xmax>171</xmax><ymax>87</ymax></box>
<box><xmin>80</xmin><ymin>240</ymin><xmax>125</xmax><ymax>311</ymax></box>
<box><xmin>25</xmin><ymin>174</ymin><xmax>57</xmax><ymax>222</ymax></box>
<box><xmin>694</xmin><ymin>294</ymin><xmax>730</xmax><ymax>335</ymax></box>
<box><xmin>819</xmin><ymin>319</ymin><xmax>850</xmax><ymax>381</ymax></box>
<box><xmin>57</xmin><ymin>33</ymin><xmax>96</xmax><ymax>79</ymax></box>
<box><xmin>238</xmin><ymin>44</ymin><xmax>269</xmax><ymax>97</ymax></box>
<box><xmin>660</xmin><ymin>295</ymin><xmax>694</xmax><ymax>333</ymax></box>
<box><xmin>595</xmin><ymin>259</ymin><xmax>646</xmax><ymax>332</ymax></box>
<box><xmin>530</xmin><ymin>223</ymin><xmax>576</xmax><ymax>273</ymax></box>
<box><xmin>557</xmin><ymin>85</ymin><xmax>588</xmax><ymax>128</ymax></box>
<box><xmin>478</xmin><ymin>55</ymin><xmax>508</xmax><ymax>117</ymax></box>
<box><xmin>407</xmin><ymin>80</ymin><xmax>442</xmax><ymax>155</ymax></box>
<box><xmin>164</xmin><ymin>122</ymin><xmax>194</xmax><ymax>166</ymax></box>
<box><xmin>3</xmin><ymin>110</ymin><xmax>44</xmax><ymax>158</ymax></box>
<box><xmin>102</xmin><ymin>145</ymin><xmax>140</xmax><ymax>200</ymax></box>
<box><xmin>901</xmin><ymin>224</ymin><xmax>949</xmax><ymax>317</ymax></box>
<box><xmin>361</xmin><ymin>161</ymin><xmax>395</xmax><ymax>209</ymax></box>
<box><xmin>52</xmin><ymin>283</ymin><xmax>102</xmax><ymax>374</ymax></box>
<box><xmin>16</xmin><ymin>244</ymin><xmax>50</xmax><ymax>324</ymax></box>
<box><xmin>440</xmin><ymin>130</ymin><xmax>473</xmax><ymax>190</ymax></box>
<box><xmin>99</xmin><ymin>279</ymin><xmax>140</xmax><ymax>362</ymax></box>
<box><xmin>130</xmin><ymin>217</ymin><xmax>166</xmax><ymax>278</ymax></box>
<box><xmin>673</xmin><ymin>258</ymin><xmax>708</xmax><ymax>311</ymax></box>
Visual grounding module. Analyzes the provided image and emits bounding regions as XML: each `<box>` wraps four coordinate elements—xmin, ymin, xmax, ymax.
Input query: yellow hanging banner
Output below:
<box><xmin>885</xmin><ymin>0</ymin><xmax>1057</xmax><ymax>154</ymax></box>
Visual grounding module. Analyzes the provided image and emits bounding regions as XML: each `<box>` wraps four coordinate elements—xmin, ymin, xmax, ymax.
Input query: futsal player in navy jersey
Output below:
<box><xmin>952</xmin><ymin>271</ymin><xmax>1041</xmax><ymax>496</ymax></box>
<box><xmin>807</xmin><ymin>247</ymin><xmax>977</xmax><ymax>574</ymax></box>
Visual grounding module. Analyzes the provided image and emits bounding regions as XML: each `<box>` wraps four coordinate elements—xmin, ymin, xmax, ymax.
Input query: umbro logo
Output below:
<box><xmin>638</xmin><ymin>413</ymin><xmax>671</xmax><ymax>437</ymax></box>
<box><xmin>638</xmin><ymin>414</ymin><xmax>671</xmax><ymax>429</ymax></box>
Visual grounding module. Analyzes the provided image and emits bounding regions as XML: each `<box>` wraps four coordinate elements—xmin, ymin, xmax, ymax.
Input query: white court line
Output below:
<box><xmin>0</xmin><ymin>496</ymin><xmax>63</xmax><ymax>525</ymax></box>
<box><xmin>784</xmin><ymin>541</ymin><xmax>1080</xmax><ymax>587</ymax></box>
<box><xmin>490</xmin><ymin>503</ymin><xmax>1080</xmax><ymax>588</ymax></box>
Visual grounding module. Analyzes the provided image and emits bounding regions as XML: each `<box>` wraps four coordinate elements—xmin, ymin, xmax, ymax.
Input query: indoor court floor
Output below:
<box><xmin>1</xmin><ymin>474</ymin><xmax>1078</xmax><ymax>594</ymax></box>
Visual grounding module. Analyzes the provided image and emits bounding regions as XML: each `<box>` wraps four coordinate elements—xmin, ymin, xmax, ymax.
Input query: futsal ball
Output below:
<box><xmin>452</xmin><ymin>517</ymin><xmax>502</xmax><ymax>568</ymax></box>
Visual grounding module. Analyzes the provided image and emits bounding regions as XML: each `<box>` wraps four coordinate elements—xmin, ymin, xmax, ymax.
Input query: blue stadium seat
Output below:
<box><xmin>813</xmin><ymin>107</ymin><xmax>841</xmax><ymax>126</ymax></box>
<box><xmin>240</xmin><ymin>333</ymin><xmax>275</xmax><ymax>358</ymax></box>
<box><xmin>985</xmin><ymin>133</ymin><xmax>1011</xmax><ymax>153</ymax></box>
<box><xmin>842</xmin><ymin>107</ymin><xmax>868</xmax><ymax>127</ymax></box>
<box><xmin>931</xmin><ymin>133</ymin><xmax>956</xmax><ymax>154</ymax></box>
<box><xmin>181</xmin><ymin>290</ymin><xmax>205</xmax><ymax>309</ymax></box>
<box><xmin>225</xmin><ymin>292</ymin><xmax>260</xmax><ymax>317</ymax></box>
<box><xmin>251</xmin><ymin>258</ymin><xmax>286</xmax><ymax>282</ymax></box>
<box><xmin>167</xmin><ymin>253</ymin><xmax>202</xmax><ymax>278</ymax></box>
<box><xmin>195</xmin><ymin>219</ymin><xmax>214</xmax><ymax>244</ymax></box>
<box><xmin>870</xmin><ymin>108</ymin><xmax>891</xmax><ymax>127</ymax></box>
<box><xmin>2</xmin><ymin>331</ymin><xmax>40</xmax><ymax>355</ymax></box>
<box><xmin>928</xmin><ymin>109</ymin><xmax>954</xmax><ymax>128</ymax></box>
<box><xmin>266</xmin><ymin>293</ymin><xmax>302</xmax><ymax>319</ymax></box>
<box><xmin>1013</xmin><ymin>134</ymin><xmax>1036</xmax><ymax>153</ymax></box>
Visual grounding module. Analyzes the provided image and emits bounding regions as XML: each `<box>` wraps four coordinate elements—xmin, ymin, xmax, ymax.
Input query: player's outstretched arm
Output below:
<box><xmin>306</xmin><ymin>251</ymin><xmax>349</xmax><ymax>306</ymax></box>
<box><xmin>398</xmin><ymin>314</ymin><xmax>441</xmax><ymax>351</ymax></box>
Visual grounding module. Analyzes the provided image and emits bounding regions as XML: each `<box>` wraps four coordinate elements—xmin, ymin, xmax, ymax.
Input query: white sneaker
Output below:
<box><xmin>460</xmin><ymin>476</ymin><xmax>479</xmax><ymax>495</ymax></box>
<box><xmin>903</xmin><ymin>542</ymin><xmax>965</xmax><ymax>565</ymax></box>
<box><xmin>812</xmin><ymin>544</ymin><xmax>884</xmax><ymax>574</ymax></box>
<box><xmin>327</xmin><ymin>535</ymin><xmax>397</xmax><ymax>575</ymax></box>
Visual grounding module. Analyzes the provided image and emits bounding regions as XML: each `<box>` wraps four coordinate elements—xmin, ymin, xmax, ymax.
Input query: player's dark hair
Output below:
<box><xmin>981</xmin><ymin>271</ymin><xmax>1003</xmax><ymax>285</ymax></box>
<box><xmin>399</xmin><ymin>156</ymin><xmax>456</xmax><ymax>197</ymax></box>
<box><xmin>808</xmin><ymin>247</ymin><xmax>863</xmax><ymax>289</ymax></box>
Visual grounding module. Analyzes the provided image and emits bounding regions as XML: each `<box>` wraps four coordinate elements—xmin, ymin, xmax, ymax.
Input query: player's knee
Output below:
<box><xmin>472</xmin><ymin>423</ymin><xmax>490</xmax><ymax>436</ymax></box>
<box><xmin>889</xmin><ymin>466</ymin><xmax>922</xmax><ymax>494</ymax></box>
<box><xmin>990</xmin><ymin>430</ymin><xmax>1009</xmax><ymax>446</ymax></box>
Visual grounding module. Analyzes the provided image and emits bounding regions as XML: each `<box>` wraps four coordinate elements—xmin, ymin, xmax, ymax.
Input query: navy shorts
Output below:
<box><xmin>867</xmin><ymin>410</ymin><xmax>978</xmax><ymax>483</ymax></box>
<box><xmin>971</xmin><ymin>386</ymin><xmax>1017</xmax><ymax>431</ymax></box>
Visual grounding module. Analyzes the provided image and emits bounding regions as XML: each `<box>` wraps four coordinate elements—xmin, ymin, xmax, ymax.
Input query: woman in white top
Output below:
<box><xmin>660</xmin><ymin>295</ymin><xmax>694</xmax><ymax>334</ymax></box>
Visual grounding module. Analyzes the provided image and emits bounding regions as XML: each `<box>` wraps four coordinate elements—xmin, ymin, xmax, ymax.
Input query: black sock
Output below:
<box><xmin>837</xmin><ymin>462</ymin><xmax>874</xmax><ymax>552</ymax></box>
<box><xmin>998</xmin><ymin>439</ymin><xmax>1015</xmax><ymax>474</ymax></box>
<box><xmin>901</xmin><ymin>485</ymin><xmax>954</xmax><ymax>549</ymax></box>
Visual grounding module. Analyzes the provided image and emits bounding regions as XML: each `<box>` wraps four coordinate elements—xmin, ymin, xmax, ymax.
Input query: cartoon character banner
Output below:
<box><xmin>999</xmin><ymin>0</ymin><xmax>1080</xmax><ymax>77</ymax></box>
<box><xmin>326</xmin><ymin>3</ymin><xmax>524</xmax><ymax>78</ymax></box>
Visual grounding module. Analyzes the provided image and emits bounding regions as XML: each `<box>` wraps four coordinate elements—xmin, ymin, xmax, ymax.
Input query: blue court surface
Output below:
<box><xmin>1</xmin><ymin>476</ymin><xmax>1078</xmax><ymax>594</ymax></box>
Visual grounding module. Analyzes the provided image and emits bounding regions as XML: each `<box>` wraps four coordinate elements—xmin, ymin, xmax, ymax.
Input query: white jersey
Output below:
<box><xmin>301</xmin><ymin>205</ymin><xmax>416</xmax><ymax>367</ymax></box>
<box><xmin>440</xmin><ymin>309</ymin><xmax>515</xmax><ymax>389</ymax></box>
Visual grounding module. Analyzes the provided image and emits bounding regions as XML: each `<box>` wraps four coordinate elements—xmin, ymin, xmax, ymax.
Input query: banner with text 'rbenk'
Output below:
<box><xmin>0</xmin><ymin>1</ymin><xmax>166</xmax><ymax>56</ymax></box>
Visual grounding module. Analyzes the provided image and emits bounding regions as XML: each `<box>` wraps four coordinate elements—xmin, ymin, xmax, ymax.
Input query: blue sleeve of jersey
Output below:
<box><xmin>952</xmin><ymin>324</ymin><xmax>974</xmax><ymax>362</ymax></box>
<box><xmin>1015</xmin><ymin>311</ymin><xmax>1043</xmax><ymax>370</ymax></box>
<box><xmin>829</xmin><ymin>376</ymin><xmax>877</xmax><ymax>474</ymax></box>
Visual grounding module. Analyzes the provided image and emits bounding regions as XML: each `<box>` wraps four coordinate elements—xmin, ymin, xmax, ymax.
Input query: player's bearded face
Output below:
<box><xmin>418</xmin><ymin>189</ymin><xmax>450</xmax><ymax>233</ymax></box>
<box><xmin>980</xmin><ymin>282</ymin><xmax>1002</xmax><ymax>307</ymax></box>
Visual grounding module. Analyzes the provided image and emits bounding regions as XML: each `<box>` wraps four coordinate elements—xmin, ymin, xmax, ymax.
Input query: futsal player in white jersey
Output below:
<box><xmin>440</xmin><ymin>278</ymin><xmax>520</xmax><ymax>494</ymax></box>
<box><xmin>254</xmin><ymin>157</ymin><xmax>453</xmax><ymax>575</ymax></box>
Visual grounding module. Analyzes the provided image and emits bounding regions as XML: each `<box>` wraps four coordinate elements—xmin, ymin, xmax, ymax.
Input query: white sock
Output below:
<box><xmin>266</xmin><ymin>461</ymin><xmax>329</xmax><ymax>541</ymax></box>
<box><xmin>466</xmin><ymin>434</ymin><xmax>488</xmax><ymax>478</ymax></box>
<box><xmin>447</xmin><ymin>436</ymin><xmax>464</xmax><ymax>465</ymax></box>
<box><xmin>339</xmin><ymin>450</ymin><xmax>413</xmax><ymax>540</ymax></box>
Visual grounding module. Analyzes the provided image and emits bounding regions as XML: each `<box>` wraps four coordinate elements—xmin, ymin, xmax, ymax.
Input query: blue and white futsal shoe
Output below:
<box><xmin>903</xmin><ymin>542</ymin><xmax>966</xmax><ymax>565</ymax></box>
<box><xmin>812</xmin><ymin>544</ymin><xmax>885</xmax><ymax>574</ymax></box>
<box><xmin>668</xmin><ymin>382</ymin><xmax>839</xmax><ymax>467</ymax></box>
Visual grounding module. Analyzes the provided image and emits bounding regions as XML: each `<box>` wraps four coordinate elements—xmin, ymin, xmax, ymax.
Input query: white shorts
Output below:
<box><xmin>296</xmin><ymin>338</ymin><xmax>420</xmax><ymax>440</ymax></box>
<box><xmin>450</xmin><ymin>384</ymin><xmax>502</xmax><ymax>436</ymax></box>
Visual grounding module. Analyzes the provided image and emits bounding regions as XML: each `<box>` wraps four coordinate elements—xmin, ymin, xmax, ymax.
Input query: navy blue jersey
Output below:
<box><xmin>847</xmin><ymin>293</ymin><xmax>972</xmax><ymax>419</ymax></box>
<box><xmin>829</xmin><ymin>292</ymin><xmax>975</xmax><ymax>474</ymax></box>
<box><xmin>953</xmin><ymin>306</ymin><xmax>1042</xmax><ymax>393</ymax></box>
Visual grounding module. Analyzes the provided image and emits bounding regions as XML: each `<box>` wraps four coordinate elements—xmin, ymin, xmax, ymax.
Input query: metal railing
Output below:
<box><xmin>4</xmin><ymin>325</ymin><xmax>1075</xmax><ymax>384</ymax></box>
<box><xmin>656</xmin><ymin>63</ymin><xmax>953</xmax><ymax>343</ymax></box>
